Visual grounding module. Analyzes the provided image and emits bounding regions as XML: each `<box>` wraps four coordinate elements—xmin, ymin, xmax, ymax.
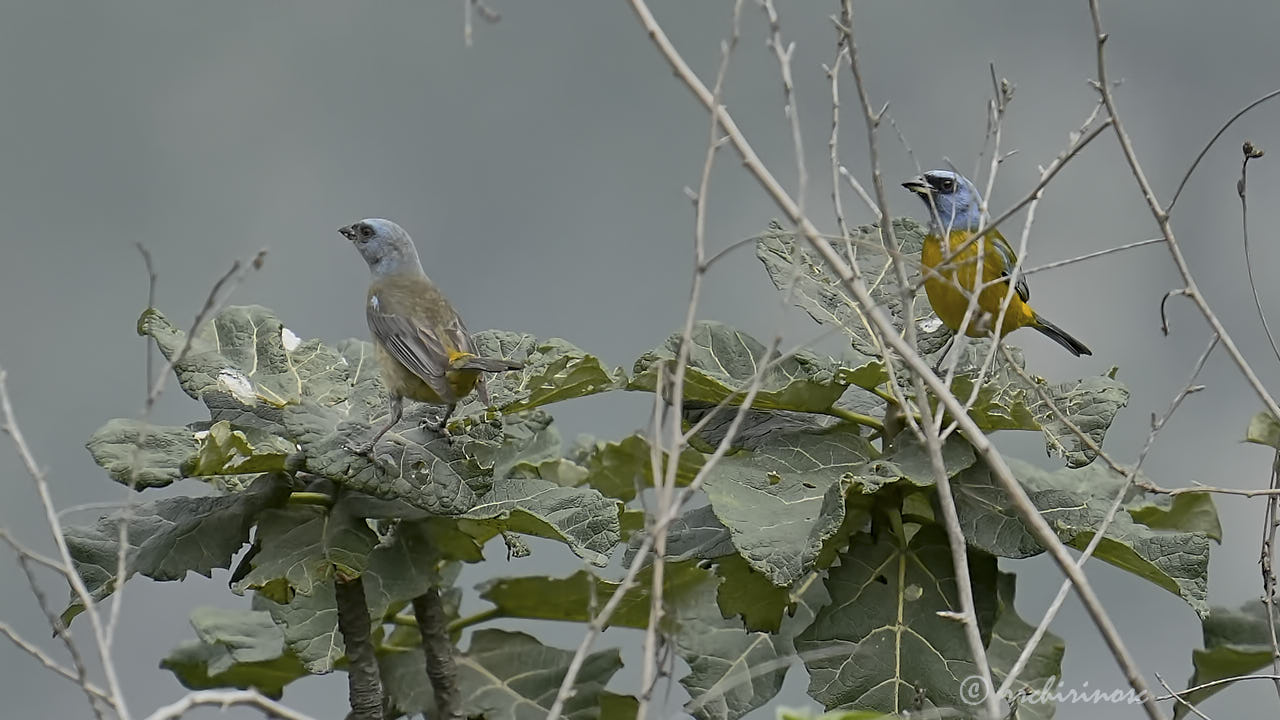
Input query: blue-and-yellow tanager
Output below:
<box><xmin>902</xmin><ymin>170</ymin><xmax>1091</xmax><ymax>357</ymax></box>
<box><xmin>340</xmin><ymin>218</ymin><xmax>523</xmax><ymax>454</ymax></box>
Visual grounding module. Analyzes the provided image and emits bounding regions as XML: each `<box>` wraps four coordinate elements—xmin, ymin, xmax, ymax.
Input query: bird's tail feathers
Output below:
<box><xmin>450</xmin><ymin>353</ymin><xmax>525</xmax><ymax>373</ymax></box>
<box><xmin>1030</xmin><ymin>314</ymin><xmax>1092</xmax><ymax>357</ymax></box>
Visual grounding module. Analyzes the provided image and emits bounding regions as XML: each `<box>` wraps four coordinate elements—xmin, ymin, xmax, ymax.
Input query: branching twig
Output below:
<box><xmin>142</xmin><ymin>690</ymin><xmax>318</xmax><ymax>720</ymax></box>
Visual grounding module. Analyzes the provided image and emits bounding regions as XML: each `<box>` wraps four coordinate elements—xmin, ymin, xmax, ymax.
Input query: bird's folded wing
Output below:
<box><xmin>989</xmin><ymin>230</ymin><xmax>1030</xmax><ymax>302</ymax></box>
<box><xmin>367</xmin><ymin>306</ymin><xmax>458</xmax><ymax>398</ymax></box>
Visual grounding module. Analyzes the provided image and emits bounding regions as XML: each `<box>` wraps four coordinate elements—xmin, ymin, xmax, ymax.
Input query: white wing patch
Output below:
<box><xmin>369</xmin><ymin>295</ymin><xmax>380</xmax><ymax>311</ymax></box>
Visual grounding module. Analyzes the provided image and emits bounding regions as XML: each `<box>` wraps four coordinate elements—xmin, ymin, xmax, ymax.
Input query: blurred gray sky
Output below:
<box><xmin>2</xmin><ymin>1</ymin><xmax>1280</xmax><ymax>718</ymax></box>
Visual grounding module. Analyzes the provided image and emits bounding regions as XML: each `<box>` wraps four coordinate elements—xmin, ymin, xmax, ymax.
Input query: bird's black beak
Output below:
<box><xmin>338</xmin><ymin>225</ymin><xmax>357</xmax><ymax>241</ymax></box>
<box><xmin>902</xmin><ymin>176</ymin><xmax>930</xmax><ymax>196</ymax></box>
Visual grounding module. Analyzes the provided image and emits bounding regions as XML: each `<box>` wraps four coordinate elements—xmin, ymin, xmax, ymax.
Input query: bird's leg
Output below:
<box><xmin>425</xmin><ymin>402</ymin><xmax>457</xmax><ymax>435</ymax></box>
<box><xmin>351</xmin><ymin>395</ymin><xmax>403</xmax><ymax>456</ymax></box>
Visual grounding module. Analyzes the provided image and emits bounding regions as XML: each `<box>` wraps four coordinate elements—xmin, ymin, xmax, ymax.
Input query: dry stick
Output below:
<box><xmin>638</xmin><ymin>5</ymin><xmax>743</xmax><ymax>715</ymax></box>
<box><xmin>1154</xmin><ymin>673</ymin><xmax>1216</xmax><ymax>720</ymax></box>
<box><xmin>0</xmin><ymin>371</ymin><xmax>131</xmax><ymax>720</ymax></box>
<box><xmin>1167</xmin><ymin>88</ymin><xmax>1280</xmax><ymax>212</ymax></box>
<box><xmin>1022</xmin><ymin>237</ymin><xmax>1162</xmax><ymax>276</ymax></box>
<box><xmin>141</xmin><ymin>690</ymin><xmax>318</xmax><ymax>720</ymax></box>
<box><xmin>413</xmin><ymin>589</ymin><xmax>462</xmax><ymax>720</ymax></box>
<box><xmin>994</xmin><ymin>335</ymin><xmax>1217</xmax><ymax>698</ymax></box>
<box><xmin>15</xmin><ymin>553</ymin><xmax>108</xmax><ymax>720</ymax></box>
<box><xmin>1237</xmin><ymin>143</ymin><xmax>1278</xmax><ymax>365</ymax></box>
<box><xmin>626</xmin><ymin>2</ymin><xmax>1164</xmax><ymax>717</ymax></box>
<box><xmin>1234</xmin><ymin>140</ymin><xmax>1280</xmax><ymax>704</ymax></box>
<box><xmin>837</xmin><ymin>1</ymin><xmax>998</xmax><ymax>714</ymax></box>
<box><xmin>1160</xmin><ymin>673</ymin><xmax>1280</xmax><ymax>700</ymax></box>
<box><xmin>0</xmin><ymin>621</ymin><xmax>111</xmax><ymax>705</ymax></box>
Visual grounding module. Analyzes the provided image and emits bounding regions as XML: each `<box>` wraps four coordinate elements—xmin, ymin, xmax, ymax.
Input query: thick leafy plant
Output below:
<box><xmin>66</xmin><ymin>219</ymin><xmax>1224</xmax><ymax>719</ymax></box>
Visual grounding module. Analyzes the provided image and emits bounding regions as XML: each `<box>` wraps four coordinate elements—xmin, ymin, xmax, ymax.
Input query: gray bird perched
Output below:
<box><xmin>339</xmin><ymin>218</ymin><xmax>523</xmax><ymax>454</ymax></box>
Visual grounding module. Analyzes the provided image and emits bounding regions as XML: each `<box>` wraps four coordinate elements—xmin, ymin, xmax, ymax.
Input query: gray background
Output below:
<box><xmin>1</xmin><ymin>1</ymin><xmax>1278</xmax><ymax>718</ymax></box>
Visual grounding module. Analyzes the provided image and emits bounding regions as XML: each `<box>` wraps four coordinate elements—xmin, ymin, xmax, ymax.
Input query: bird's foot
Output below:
<box><xmin>346</xmin><ymin>440</ymin><xmax>377</xmax><ymax>457</ymax></box>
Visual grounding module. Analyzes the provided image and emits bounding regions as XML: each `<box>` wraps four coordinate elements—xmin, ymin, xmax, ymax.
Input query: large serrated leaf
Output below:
<box><xmin>190</xmin><ymin>420</ymin><xmax>295</xmax><ymax>476</ymax></box>
<box><xmin>138</xmin><ymin>306</ymin><xmax>350</xmax><ymax>419</ymax></box>
<box><xmin>85</xmin><ymin>418</ymin><xmax>198</xmax><ymax>489</ymax></box>
<box><xmin>948</xmin><ymin>347</ymin><xmax>1128</xmax><ymax>468</ymax></box>
<box><xmin>457</xmin><ymin>629</ymin><xmax>623</xmax><ymax>720</ymax></box>
<box><xmin>1175</xmin><ymin>600</ymin><xmax>1280</xmax><ymax>718</ymax></box>
<box><xmin>471</xmin><ymin>330</ymin><xmax>627</xmax><ymax>413</ymax></box>
<box><xmin>61</xmin><ymin>474</ymin><xmax>289</xmax><ymax>625</ymax></box>
<box><xmin>253</xmin><ymin>583</ymin><xmax>344</xmax><ymax>673</ymax></box>
<box><xmin>676</xmin><ymin>563</ymin><xmax>829</xmax><ymax>720</ymax></box>
<box><xmin>161</xmin><ymin>607</ymin><xmax>304</xmax><ymax>698</ymax></box>
<box><xmin>847</xmin><ymin>434</ymin><xmax>976</xmax><ymax>495</ymax></box>
<box><xmin>795</xmin><ymin>526</ymin><xmax>998</xmax><ymax>714</ymax></box>
<box><xmin>756</xmin><ymin>219</ymin><xmax>951</xmax><ymax>357</ymax></box>
<box><xmin>952</xmin><ymin>460</ymin><xmax>1211</xmax><ymax>616</ymax></box>
<box><xmin>232</xmin><ymin>501</ymin><xmax>379</xmax><ymax>601</ymax></box>
<box><xmin>631</xmin><ymin>322</ymin><xmax>849</xmax><ymax>413</ymax></box>
<box><xmin>570</xmin><ymin>432</ymin><xmax>705</xmax><ymax>502</ymax></box>
<box><xmin>460</xmin><ymin>479</ymin><xmax>621</xmax><ymax>567</ymax></box>
<box><xmin>704</xmin><ymin>425</ymin><xmax>872</xmax><ymax>587</ymax></box>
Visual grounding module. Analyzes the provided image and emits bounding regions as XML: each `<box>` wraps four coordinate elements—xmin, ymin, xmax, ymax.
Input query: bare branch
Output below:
<box><xmin>1167</xmin><ymin>88</ymin><xmax>1280</xmax><ymax>211</ymax></box>
<box><xmin>142</xmin><ymin>690</ymin><xmax>318</xmax><ymax>720</ymax></box>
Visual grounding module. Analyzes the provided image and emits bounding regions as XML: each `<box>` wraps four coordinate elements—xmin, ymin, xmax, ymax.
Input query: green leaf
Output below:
<box><xmin>190</xmin><ymin>420</ymin><xmax>295</xmax><ymax>476</ymax></box>
<box><xmin>232</xmin><ymin>501</ymin><xmax>379</xmax><ymax>601</ymax></box>
<box><xmin>1175</xmin><ymin>600</ymin><xmax>1280</xmax><ymax>718</ymax></box>
<box><xmin>457</xmin><ymin>629</ymin><xmax>623</xmax><ymax>720</ymax></box>
<box><xmin>986</xmin><ymin>573</ymin><xmax>1065</xmax><ymax>720</ymax></box>
<box><xmin>948</xmin><ymin>346</ymin><xmax>1128</xmax><ymax>468</ymax></box>
<box><xmin>477</xmin><ymin>569</ymin><xmax>655</xmax><ymax>629</ymax></box>
<box><xmin>777</xmin><ymin>711</ymin><xmax>898</xmax><ymax>720</ymax></box>
<box><xmin>683</xmin><ymin>404</ymin><xmax>840</xmax><ymax>453</ymax></box>
<box><xmin>625</xmin><ymin>504</ymin><xmax>736</xmax><ymax>566</ymax></box>
<box><xmin>379</xmin><ymin>646</ymin><xmax>436</xmax><ymax>718</ymax></box>
<box><xmin>712</xmin><ymin>554</ymin><xmax>794</xmax><ymax>633</ymax></box>
<box><xmin>362</xmin><ymin>521</ymin><xmax>446</xmax><ymax>621</ymax></box>
<box><xmin>187</xmin><ymin>607</ymin><xmax>288</xmax><ymax>674</ymax></box>
<box><xmin>598</xmin><ymin>692</ymin><xmax>640</xmax><ymax>720</ymax></box>
<box><xmin>847</xmin><ymin>434</ymin><xmax>976</xmax><ymax>495</ymax></box>
<box><xmin>704</xmin><ymin>425</ymin><xmax>873</xmax><ymax>587</ymax></box>
<box><xmin>62</xmin><ymin>474</ymin><xmax>289</xmax><ymax>625</ymax></box>
<box><xmin>138</xmin><ymin>305</ymin><xmax>351</xmax><ymax>420</ymax></box>
<box><xmin>460</xmin><ymin>479</ymin><xmax>621</xmax><ymax>567</ymax></box>
<box><xmin>1246</xmin><ymin>411</ymin><xmax>1280</xmax><ymax>448</ymax></box>
<box><xmin>253</xmin><ymin>582</ymin><xmax>344</xmax><ymax>673</ymax></box>
<box><xmin>795</xmin><ymin>526</ymin><xmax>998</xmax><ymax>714</ymax></box>
<box><xmin>675</xmin><ymin>562</ymin><xmax>828</xmax><ymax>720</ymax></box>
<box><xmin>756</xmin><ymin>219</ymin><xmax>952</xmax><ymax>357</ymax></box>
<box><xmin>1027</xmin><ymin>375</ymin><xmax>1130</xmax><ymax>468</ymax></box>
<box><xmin>953</xmin><ymin>460</ymin><xmax>1211</xmax><ymax>616</ymax></box>
<box><xmin>573</xmin><ymin>432</ymin><xmax>705</xmax><ymax>502</ymax></box>
<box><xmin>284</xmin><ymin>397</ymin><xmax>489</xmax><ymax>516</ymax></box>
<box><xmin>161</xmin><ymin>608</ymin><xmax>305</xmax><ymax>698</ymax></box>
<box><xmin>85</xmin><ymin>419</ymin><xmax>198</xmax><ymax>489</ymax></box>
<box><xmin>471</xmin><ymin>330</ymin><xmax>628</xmax><ymax>413</ymax></box>
<box><xmin>631</xmin><ymin>322</ymin><xmax>849</xmax><ymax>413</ymax></box>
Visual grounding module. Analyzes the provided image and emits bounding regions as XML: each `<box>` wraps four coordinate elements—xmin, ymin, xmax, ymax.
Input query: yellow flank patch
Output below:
<box><xmin>448</xmin><ymin>350</ymin><xmax>476</xmax><ymax>365</ymax></box>
<box><xmin>921</xmin><ymin>229</ymin><xmax>1035</xmax><ymax>338</ymax></box>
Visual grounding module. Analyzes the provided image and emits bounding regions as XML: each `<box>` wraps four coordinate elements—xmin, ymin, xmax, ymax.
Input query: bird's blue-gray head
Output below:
<box><xmin>902</xmin><ymin>169</ymin><xmax>983</xmax><ymax>233</ymax></box>
<box><xmin>339</xmin><ymin>218</ymin><xmax>424</xmax><ymax>277</ymax></box>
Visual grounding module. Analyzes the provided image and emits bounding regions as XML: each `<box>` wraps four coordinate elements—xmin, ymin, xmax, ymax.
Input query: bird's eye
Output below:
<box><xmin>359</xmin><ymin>226</ymin><xmax>374</xmax><ymax>239</ymax></box>
<box><xmin>939</xmin><ymin>179</ymin><xmax>955</xmax><ymax>192</ymax></box>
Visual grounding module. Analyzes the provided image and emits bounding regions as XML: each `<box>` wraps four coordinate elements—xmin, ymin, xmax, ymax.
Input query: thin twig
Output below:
<box><xmin>1022</xmin><ymin>237</ymin><xmax>1162</xmax><ymax>276</ymax></box>
<box><xmin>1155</xmin><ymin>672</ymin><xmax>1215</xmax><ymax>720</ymax></box>
<box><xmin>0</xmin><ymin>622</ymin><xmax>112</xmax><ymax>705</ymax></box>
<box><xmin>1236</xmin><ymin>142</ymin><xmax>1278</xmax><ymax>364</ymax></box>
<box><xmin>0</xmin><ymin>370</ymin><xmax>130</xmax><ymax>719</ymax></box>
<box><xmin>1167</xmin><ymin>88</ymin><xmax>1280</xmax><ymax>211</ymax></box>
<box><xmin>142</xmin><ymin>690</ymin><xmax>318</xmax><ymax>720</ymax></box>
